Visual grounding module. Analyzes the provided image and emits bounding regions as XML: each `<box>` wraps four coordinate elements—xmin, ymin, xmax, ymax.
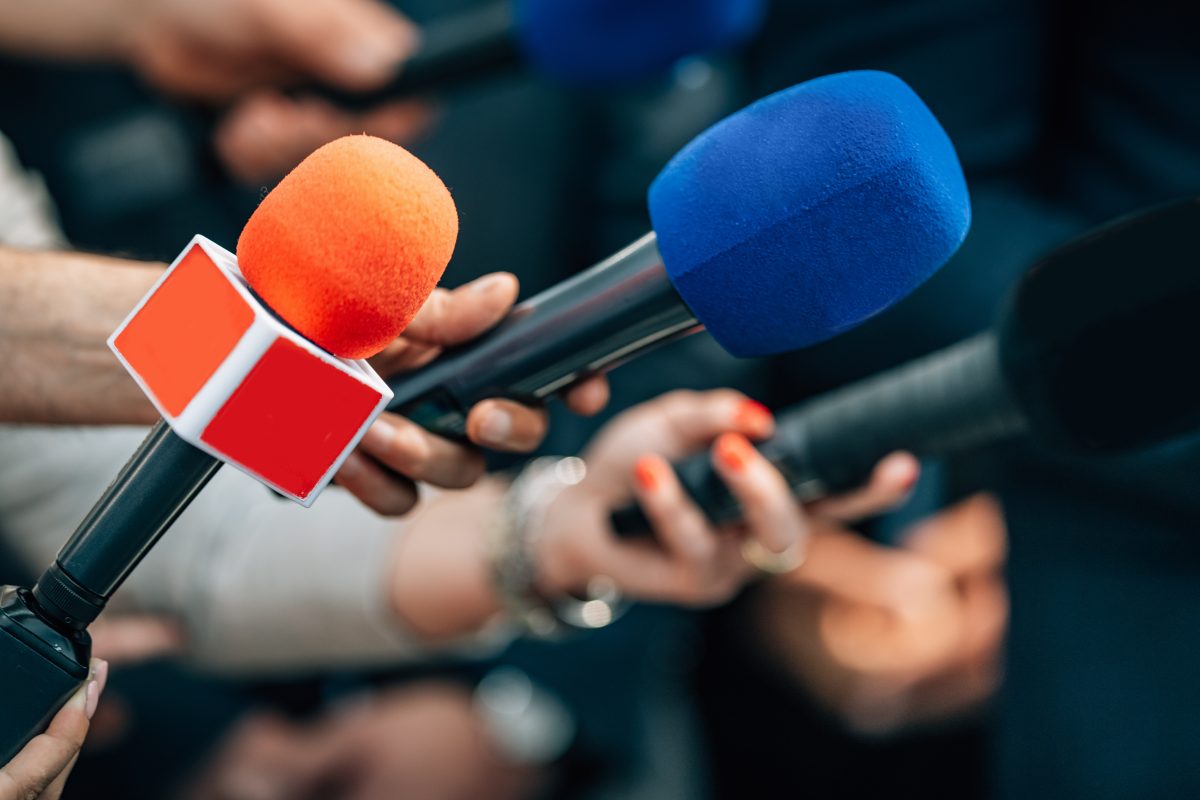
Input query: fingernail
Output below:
<box><xmin>85</xmin><ymin>659</ymin><xmax>108</xmax><ymax>720</ymax></box>
<box><xmin>363</xmin><ymin>418</ymin><xmax>396</xmax><ymax>450</ymax></box>
<box><xmin>734</xmin><ymin>399</ymin><xmax>774</xmax><ymax>438</ymax></box>
<box><xmin>94</xmin><ymin>659</ymin><xmax>109</xmax><ymax>694</ymax></box>
<box><xmin>470</xmin><ymin>273</ymin><xmax>511</xmax><ymax>295</ymax></box>
<box><xmin>477</xmin><ymin>407</ymin><xmax>513</xmax><ymax>448</ymax></box>
<box><xmin>634</xmin><ymin>456</ymin><xmax>663</xmax><ymax>492</ymax></box>
<box><xmin>714</xmin><ymin>433</ymin><xmax>754</xmax><ymax>473</ymax></box>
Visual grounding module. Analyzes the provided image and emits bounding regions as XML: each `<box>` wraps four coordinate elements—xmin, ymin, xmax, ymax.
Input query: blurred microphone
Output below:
<box><xmin>612</xmin><ymin>197</ymin><xmax>1200</xmax><ymax>536</ymax></box>
<box><xmin>0</xmin><ymin>136</ymin><xmax>457</xmax><ymax>761</ymax></box>
<box><xmin>319</xmin><ymin>0</ymin><xmax>766</xmax><ymax>108</ymax></box>
<box><xmin>387</xmin><ymin>70</ymin><xmax>972</xmax><ymax>439</ymax></box>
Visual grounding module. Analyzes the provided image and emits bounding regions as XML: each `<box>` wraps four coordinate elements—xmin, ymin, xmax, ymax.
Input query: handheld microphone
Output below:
<box><xmin>0</xmin><ymin>136</ymin><xmax>457</xmax><ymax>762</ymax></box>
<box><xmin>317</xmin><ymin>0</ymin><xmax>766</xmax><ymax>109</ymax></box>
<box><xmin>611</xmin><ymin>197</ymin><xmax>1200</xmax><ymax>536</ymax></box>
<box><xmin>385</xmin><ymin>70</ymin><xmax>972</xmax><ymax>440</ymax></box>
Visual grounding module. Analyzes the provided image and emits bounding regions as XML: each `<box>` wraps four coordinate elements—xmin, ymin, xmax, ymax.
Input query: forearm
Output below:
<box><xmin>0</xmin><ymin>0</ymin><xmax>139</xmax><ymax>61</ymax></box>
<box><xmin>0</xmin><ymin>248</ymin><xmax>160</xmax><ymax>424</ymax></box>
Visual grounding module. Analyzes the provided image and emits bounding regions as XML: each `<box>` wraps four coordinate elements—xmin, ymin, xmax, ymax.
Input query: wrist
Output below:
<box><xmin>490</xmin><ymin>459</ymin><xmax>629</xmax><ymax>637</ymax></box>
<box><xmin>386</xmin><ymin>481</ymin><xmax>506</xmax><ymax>641</ymax></box>
<box><xmin>529</xmin><ymin>484</ymin><xmax>592</xmax><ymax>599</ymax></box>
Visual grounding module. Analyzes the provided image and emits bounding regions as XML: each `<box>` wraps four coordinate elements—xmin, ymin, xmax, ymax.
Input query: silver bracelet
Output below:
<box><xmin>490</xmin><ymin>457</ymin><xmax>629</xmax><ymax>638</ymax></box>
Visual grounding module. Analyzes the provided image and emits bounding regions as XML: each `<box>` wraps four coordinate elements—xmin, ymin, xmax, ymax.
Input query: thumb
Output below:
<box><xmin>257</xmin><ymin>0</ymin><xmax>419</xmax><ymax>90</ymax></box>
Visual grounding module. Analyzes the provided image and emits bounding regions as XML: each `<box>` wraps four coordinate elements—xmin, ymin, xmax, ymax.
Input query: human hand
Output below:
<box><xmin>0</xmin><ymin>659</ymin><xmax>107</xmax><ymax>800</ymax></box>
<box><xmin>121</xmin><ymin>0</ymin><xmax>419</xmax><ymax>101</ymax></box>
<box><xmin>531</xmin><ymin>390</ymin><xmax>911</xmax><ymax>608</ymax></box>
<box><xmin>755</xmin><ymin>492</ymin><xmax>1008</xmax><ymax>735</ymax></box>
<box><xmin>336</xmin><ymin>273</ymin><xmax>609</xmax><ymax>516</ymax></box>
<box><xmin>183</xmin><ymin>683</ymin><xmax>541</xmax><ymax>800</ymax></box>
<box><xmin>214</xmin><ymin>90</ymin><xmax>435</xmax><ymax>184</ymax></box>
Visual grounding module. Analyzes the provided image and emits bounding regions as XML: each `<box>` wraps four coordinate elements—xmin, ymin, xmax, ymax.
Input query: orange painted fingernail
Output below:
<box><xmin>634</xmin><ymin>455</ymin><xmax>663</xmax><ymax>492</ymax></box>
<box><xmin>734</xmin><ymin>399</ymin><xmax>774</xmax><ymax>437</ymax></box>
<box><xmin>714</xmin><ymin>433</ymin><xmax>755</xmax><ymax>472</ymax></box>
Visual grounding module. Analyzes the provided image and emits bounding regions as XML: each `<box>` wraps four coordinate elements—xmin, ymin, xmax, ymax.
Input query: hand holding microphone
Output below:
<box><xmin>339</xmin><ymin>275</ymin><xmax>609</xmax><ymax>516</ymax></box>
<box><xmin>612</xmin><ymin>196</ymin><xmax>1200</xmax><ymax>537</ymax></box>
<box><xmin>0</xmin><ymin>133</ymin><xmax>604</xmax><ymax>762</ymax></box>
<box><xmin>526</xmin><ymin>393</ymin><xmax>913</xmax><ymax>608</ymax></box>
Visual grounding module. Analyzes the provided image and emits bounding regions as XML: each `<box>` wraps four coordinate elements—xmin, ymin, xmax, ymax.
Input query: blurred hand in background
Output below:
<box><xmin>120</xmin><ymin>0</ymin><xmax>418</xmax><ymax>100</ymax></box>
<box><xmin>183</xmin><ymin>683</ymin><xmax>542</xmax><ymax>800</ymax></box>
<box><xmin>121</xmin><ymin>0</ymin><xmax>437</xmax><ymax>183</ymax></box>
<box><xmin>754</xmin><ymin>492</ymin><xmax>1008</xmax><ymax>735</ymax></box>
<box><xmin>213</xmin><ymin>90</ymin><xmax>436</xmax><ymax>184</ymax></box>
<box><xmin>0</xmin><ymin>0</ymin><xmax>435</xmax><ymax>184</ymax></box>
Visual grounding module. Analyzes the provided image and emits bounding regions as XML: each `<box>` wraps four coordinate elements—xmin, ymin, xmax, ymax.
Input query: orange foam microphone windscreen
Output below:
<box><xmin>238</xmin><ymin>135</ymin><xmax>458</xmax><ymax>360</ymax></box>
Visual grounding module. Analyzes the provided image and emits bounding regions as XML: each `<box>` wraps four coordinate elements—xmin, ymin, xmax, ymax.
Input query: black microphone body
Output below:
<box><xmin>388</xmin><ymin>233</ymin><xmax>702</xmax><ymax>439</ymax></box>
<box><xmin>0</xmin><ymin>422</ymin><xmax>220</xmax><ymax>762</ymax></box>
<box><xmin>613</xmin><ymin>196</ymin><xmax>1200</xmax><ymax>537</ymax></box>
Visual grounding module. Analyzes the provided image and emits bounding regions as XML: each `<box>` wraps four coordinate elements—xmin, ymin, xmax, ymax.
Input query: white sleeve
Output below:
<box><xmin>0</xmin><ymin>425</ymin><xmax>510</xmax><ymax>675</ymax></box>
<box><xmin>0</xmin><ymin>132</ymin><xmax>67</xmax><ymax>249</ymax></box>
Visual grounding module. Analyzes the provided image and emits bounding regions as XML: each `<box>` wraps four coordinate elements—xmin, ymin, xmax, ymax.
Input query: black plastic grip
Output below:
<box><xmin>611</xmin><ymin>333</ymin><xmax>1028</xmax><ymax>537</ymax></box>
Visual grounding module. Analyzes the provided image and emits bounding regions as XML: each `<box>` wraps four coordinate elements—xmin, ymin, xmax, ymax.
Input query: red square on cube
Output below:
<box><xmin>110</xmin><ymin>236</ymin><xmax>393</xmax><ymax>505</ymax></box>
<box><xmin>113</xmin><ymin>245</ymin><xmax>255</xmax><ymax>417</ymax></box>
<box><xmin>200</xmin><ymin>338</ymin><xmax>384</xmax><ymax>501</ymax></box>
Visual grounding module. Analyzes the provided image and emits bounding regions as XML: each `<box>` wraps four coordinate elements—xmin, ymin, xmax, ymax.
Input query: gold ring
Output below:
<box><xmin>741</xmin><ymin>537</ymin><xmax>805</xmax><ymax>575</ymax></box>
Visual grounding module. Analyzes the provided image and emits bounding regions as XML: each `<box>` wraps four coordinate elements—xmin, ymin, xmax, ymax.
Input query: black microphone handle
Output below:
<box><xmin>388</xmin><ymin>233</ymin><xmax>702</xmax><ymax>440</ymax></box>
<box><xmin>2</xmin><ymin>423</ymin><xmax>219</xmax><ymax>761</ymax></box>
<box><xmin>611</xmin><ymin>333</ymin><xmax>1029</xmax><ymax>537</ymax></box>
<box><xmin>31</xmin><ymin>420</ymin><xmax>222</xmax><ymax>630</ymax></box>
<box><xmin>313</xmin><ymin>1</ymin><xmax>520</xmax><ymax>110</ymax></box>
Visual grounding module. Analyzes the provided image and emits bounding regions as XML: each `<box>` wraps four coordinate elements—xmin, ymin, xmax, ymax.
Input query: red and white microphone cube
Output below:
<box><xmin>109</xmin><ymin>236</ymin><xmax>393</xmax><ymax>505</ymax></box>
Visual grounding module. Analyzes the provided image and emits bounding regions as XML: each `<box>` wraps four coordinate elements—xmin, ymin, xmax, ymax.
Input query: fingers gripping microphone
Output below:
<box><xmin>319</xmin><ymin>0</ymin><xmax>766</xmax><ymax>108</ymax></box>
<box><xmin>0</xmin><ymin>136</ymin><xmax>457</xmax><ymax>762</ymax></box>
<box><xmin>612</xmin><ymin>197</ymin><xmax>1200</xmax><ymax>536</ymax></box>
<box><xmin>387</xmin><ymin>71</ymin><xmax>972</xmax><ymax>439</ymax></box>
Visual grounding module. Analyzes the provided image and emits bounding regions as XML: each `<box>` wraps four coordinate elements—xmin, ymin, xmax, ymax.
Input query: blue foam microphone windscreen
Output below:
<box><xmin>650</xmin><ymin>70</ymin><xmax>971</xmax><ymax>357</ymax></box>
<box><xmin>516</xmin><ymin>0</ymin><xmax>767</xmax><ymax>84</ymax></box>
